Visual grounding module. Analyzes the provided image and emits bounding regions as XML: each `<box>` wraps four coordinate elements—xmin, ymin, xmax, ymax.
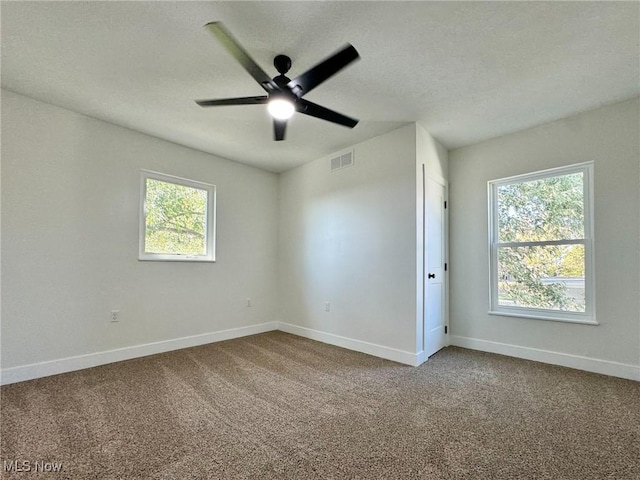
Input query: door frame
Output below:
<box><xmin>417</xmin><ymin>164</ymin><xmax>449</xmax><ymax>362</ymax></box>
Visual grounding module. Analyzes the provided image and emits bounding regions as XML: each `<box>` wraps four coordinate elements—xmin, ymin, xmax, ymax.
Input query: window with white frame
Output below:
<box><xmin>488</xmin><ymin>162</ymin><xmax>595</xmax><ymax>324</ymax></box>
<box><xmin>139</xmin><ymin>170</ymin><xmax>216</xmax><ymax>262</ymax></box>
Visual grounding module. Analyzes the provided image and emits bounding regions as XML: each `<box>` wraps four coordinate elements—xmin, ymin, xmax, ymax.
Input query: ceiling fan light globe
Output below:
<box><xmin>268</xmin><ymin>99</ymin><xmax>295</xmax><ymax>120</ymax></box>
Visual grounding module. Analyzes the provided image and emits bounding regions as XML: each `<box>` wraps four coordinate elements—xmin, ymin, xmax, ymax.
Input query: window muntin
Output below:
<box><xmin>488</xmin><ymin>163</ymin><xmax>594</xmax><ymax>323</ymax></box>
<box><xmin>139</xmin><ymin>171</ymin><xmax>216</xmax><ymax>262</ymax></box>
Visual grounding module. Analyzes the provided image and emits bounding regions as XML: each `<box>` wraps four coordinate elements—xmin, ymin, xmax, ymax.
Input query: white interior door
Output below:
<box><xmin>424</xmin><ymin>176</ymin><xmax>447</xmax><ymax>357</ymax></box>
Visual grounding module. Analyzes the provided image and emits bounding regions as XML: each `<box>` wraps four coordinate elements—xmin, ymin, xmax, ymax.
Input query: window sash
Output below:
<box><xmin>488</xmin><ymin>162</ymin><xmax>595</xmax><ymax>324</ymax></box>
<box><xmin>139</xmin><ymin>170</ymin><xmax>216</xmax><ymax>262</ymax></box>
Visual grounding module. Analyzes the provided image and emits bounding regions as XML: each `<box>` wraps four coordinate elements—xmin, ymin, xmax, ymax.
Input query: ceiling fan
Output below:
<box><xmin>196</xmin><ymin>22</ymin><xmax>360</xmax><ymax>141</ymax></box>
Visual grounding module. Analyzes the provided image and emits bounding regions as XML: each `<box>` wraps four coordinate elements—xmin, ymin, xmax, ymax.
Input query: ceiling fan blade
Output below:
<box><xmin>297</xmin><ymin>99</ymin><xmax>359</xmax><ymax>128</ymax></box>
<box><xmin>195</xmin><ymin>96</ymin><xmax>268</xmax><ymax>107</ymax></box>
<box><xmin>274</xmin><ymin>119</ymin><xmax>287</xmax><ymax>141</ymax></box>
<box><xmin>204</xmin><ymin>22</ymin><xmax>277</xmax><ymax>92</ymax></box>
<box><xmin>287</xmin><ymin>44</ymin><xmax>359</xmax><ymax>97</ymax></box>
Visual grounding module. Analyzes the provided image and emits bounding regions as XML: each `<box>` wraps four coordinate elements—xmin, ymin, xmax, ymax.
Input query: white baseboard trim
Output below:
<box><xmin>10</xmin><ymin>325</ymin><xmax>633</xmax><ymax>385</ymax></box>
<box><xmin>277</xmin><ymin>322</ymin><xmax>422</xmax><ymax>366</ymax></box>
<box><xmin>449</xmin><ymin>335</ymin><xmax>640</xmax><ymax>381</ymax></box>
<box><xmin>1</xmin><ymin>322</ymin><xmax>278</xmax><ymax>385</ymax></box>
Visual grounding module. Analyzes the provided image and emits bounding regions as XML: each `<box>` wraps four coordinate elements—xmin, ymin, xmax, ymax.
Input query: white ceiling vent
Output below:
<box><xmin>330</xmin><ymin>150</ymin><xmax>354</xmax><ymax>172</ymax></box>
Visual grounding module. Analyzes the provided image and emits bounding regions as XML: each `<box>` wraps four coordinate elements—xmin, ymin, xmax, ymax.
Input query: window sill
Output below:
<box><xmin>488</xmin><ymin>309</ymin><xmax>598</xmax><ymax>325</ymax></box>
<box><xmin>138</xmin><ymin>256</ymin><xmax>215</xmax><ymax>263</ymax></box>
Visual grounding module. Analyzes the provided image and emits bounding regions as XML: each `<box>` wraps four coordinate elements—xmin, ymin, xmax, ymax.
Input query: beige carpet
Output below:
<box><xmin>1</xmin><ymin>331</ymin><xmax>638</xmax><ymax>479</ymax></box>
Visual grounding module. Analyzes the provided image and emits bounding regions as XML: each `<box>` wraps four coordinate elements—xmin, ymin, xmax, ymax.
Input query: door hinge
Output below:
<box><xmin>444</xmin><ymin>326</ymin><xmax>448</xmax><ymax>334</ymax></box>
<box><xmin>444</xmin><ymin>201</ymin><xmax>447</xmax><ymax>209</ymax></box>
<box><xmin>444</xmin><ymin>263</ymin><xmax>448</xmax><ymax>271</ymax></box>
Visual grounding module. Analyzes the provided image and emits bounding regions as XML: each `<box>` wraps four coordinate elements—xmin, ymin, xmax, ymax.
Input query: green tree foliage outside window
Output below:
<box><xmin>494</xmin><ymin>171</ymin><xmax>586</xmax><ymax>312</ymax></box>
<box><xmin>144</xmin><ymin>178</ymin><xmax>208</xmax><ymax>255</ymax></box>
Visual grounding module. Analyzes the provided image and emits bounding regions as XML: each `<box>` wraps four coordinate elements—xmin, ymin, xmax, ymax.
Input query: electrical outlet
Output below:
<box><xmin>246</xmin><ymin>298</ymin><xmax>252</xmax><ymax>307</ymax></box>
<box><xmin>324</xmin><ymin>301</ymin><xmax>330</xmax><ymax>312</ymax></box>
<box><xmin>110</xmin><ymin>310</ymin><xmax>120</xmax><ymax>323</ymax></box>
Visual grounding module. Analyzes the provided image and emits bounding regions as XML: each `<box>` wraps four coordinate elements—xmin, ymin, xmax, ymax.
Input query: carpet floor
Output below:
<box><xmin>1</xmin><ymin>331</ymin><xmax>638</xmax><ymax>479</ymax></box>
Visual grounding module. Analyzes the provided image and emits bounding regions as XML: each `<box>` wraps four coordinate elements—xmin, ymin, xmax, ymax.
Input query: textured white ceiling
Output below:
<box><xmin>2</xmin><ymin>1</ymin><xmax>638</xmax><ymax>172</ymax></box>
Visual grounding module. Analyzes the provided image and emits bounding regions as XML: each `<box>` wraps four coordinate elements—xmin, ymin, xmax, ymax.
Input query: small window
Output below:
<box><xmin>488</xmin><ymin>162</ymin><xmax>595</xmax><ymax>324</ymax></box>
<box><xmin>139</xmin><ymin>170</ymin><xmax>215</xmax><ymax>262</ymax></box>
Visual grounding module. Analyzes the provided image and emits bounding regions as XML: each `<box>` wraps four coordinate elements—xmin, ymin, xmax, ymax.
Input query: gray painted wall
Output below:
<box><xmin>1</xmin><ymin>90</ymin><xmax>279</xmax><ymax>369</ymax></box>
<box><xmin>278</xmin><ymin>125</ymin><xmax>419</xmax><ymax>354</ymax></box>
<box><xmin>449</xmin><ymin>98</ymin><xmax>640</xmax><ymax>368</ymax></box>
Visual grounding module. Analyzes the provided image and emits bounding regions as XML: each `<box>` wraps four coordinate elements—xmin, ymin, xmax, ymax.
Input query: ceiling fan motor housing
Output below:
<box><xmin>273</xmin><ymin>74</ymin><xmax>292</xmax><ymax>90</ymax></box>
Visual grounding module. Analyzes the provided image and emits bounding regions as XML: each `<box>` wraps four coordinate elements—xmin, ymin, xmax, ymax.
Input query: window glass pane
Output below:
<box><xmin>498</xmin><ymin>244</ymin><xmax>585</xmax><ymax>312</ymax></box>
<box><xmin>144</xmin><ymin>178</ymin><xmax>208</xmax><ymax>255</ymax></box>
<box><xmin>497</xmin><ymin>172</ymin><xmax>584</xmax><ymax>242</ymax></box>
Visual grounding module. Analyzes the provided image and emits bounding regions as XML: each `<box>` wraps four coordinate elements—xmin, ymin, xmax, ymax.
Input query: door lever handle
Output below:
<box><xmin>428</xmin><ymin>273</ymin><xmax>435</xmax><ymax>279</ymax></box>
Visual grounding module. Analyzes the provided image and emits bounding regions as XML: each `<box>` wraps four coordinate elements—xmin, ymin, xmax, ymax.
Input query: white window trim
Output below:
<box><xmin>139</xmin><ymin>170</ymin><xmax>216</xmax><ymax>262</ymax></box>
<box><xmin>488</xmin><ymin>162</ymin><xmax>596</xmax><ymax>324</ymax></box>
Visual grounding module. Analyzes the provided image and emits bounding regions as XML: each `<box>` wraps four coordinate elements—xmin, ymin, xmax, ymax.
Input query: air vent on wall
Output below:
<box><xmin>330</xmin><ymin>150</ymin><xmax>354</xmax><ymax>172</ymax></box>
